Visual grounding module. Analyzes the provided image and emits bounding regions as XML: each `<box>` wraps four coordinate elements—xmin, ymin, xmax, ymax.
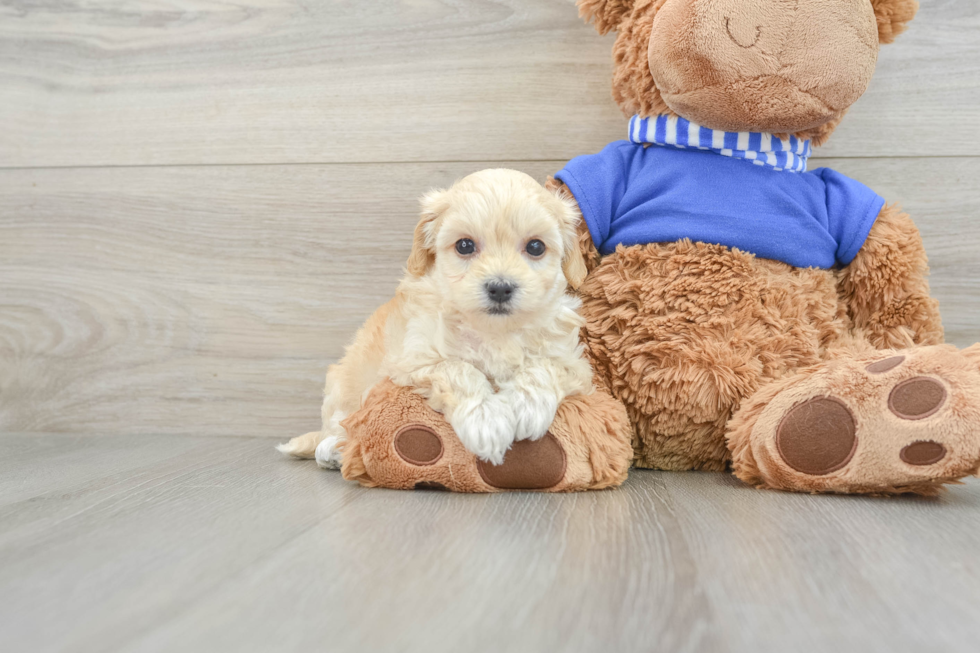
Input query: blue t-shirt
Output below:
<box><xmin>555</xmin><ymin>140</ymin><xmax>885</xmax><ymax>269</ymax></box>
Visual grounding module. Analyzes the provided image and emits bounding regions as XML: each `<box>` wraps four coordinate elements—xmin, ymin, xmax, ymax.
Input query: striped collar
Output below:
<box><xmin>629</xmin><ymin>114</ymin><xmax>812</xmax><ymax>173</ymax></box>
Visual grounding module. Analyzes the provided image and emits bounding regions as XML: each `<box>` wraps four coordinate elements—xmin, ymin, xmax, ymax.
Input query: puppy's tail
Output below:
<box><xmin>276</xmin><ymin>431</ymin><xmax>323</xmax><ymax>459</ymax></box>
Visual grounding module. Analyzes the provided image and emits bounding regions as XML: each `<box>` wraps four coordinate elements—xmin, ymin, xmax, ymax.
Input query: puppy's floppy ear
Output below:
<box><xmin>546</xmin><ymin>178</ymin><xmax>590</xmax><ymax>290</ymax></box>
<box><xmin>577</xmin><ymin>0</ymin><xmax>635</xmax><ymax>35</ymax></box>
<box><xmin>406</xmin><ymin>188</ymin><xmax>450</xmax><ymax>278</ymax></box>
<box><xmin>871</xmin><ymin>0</ymin><xmax>919</xmax><ymax>44</ymax></box>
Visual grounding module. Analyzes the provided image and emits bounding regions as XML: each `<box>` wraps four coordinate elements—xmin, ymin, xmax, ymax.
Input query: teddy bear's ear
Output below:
<box><xmin>577</xmin><ymin>0</ymin><xmax>635</xmax><ymax>35</ymax></box>
<box><xmin>871</xmin><ymin>0</ymin><xmax>919</xmax><ymax>44</ymax></box>
<box><xmin>406</xmin><ymin>188</ymin><xmax>450</xmax><ymax>278</ymax></box>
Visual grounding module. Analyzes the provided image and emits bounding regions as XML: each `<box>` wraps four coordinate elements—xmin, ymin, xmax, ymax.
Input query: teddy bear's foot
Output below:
<box><xmin>727</xmin><ymin>345</ymin><xmax>980</xmax><ymax>495</ymax></box>
<box><xmin>339</xmin><ymin>379</ymin><xmax>633</xmax><ymax>492</ymax></box>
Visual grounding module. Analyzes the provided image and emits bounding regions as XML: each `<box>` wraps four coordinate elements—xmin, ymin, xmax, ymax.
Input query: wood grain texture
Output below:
<box><xmin>1</xmin><ymin>0</ymin><xmax>978</xmax><ymax>168</ymax></box>
<box><xmin>2</xmin><ymin>158</ymin><xmax>979</xmax><ymax>438</ymax></box>
<box><xmin>0</xmin><ymin>434</ymin><xmax>978</xmax><ymax>653</ymax></box>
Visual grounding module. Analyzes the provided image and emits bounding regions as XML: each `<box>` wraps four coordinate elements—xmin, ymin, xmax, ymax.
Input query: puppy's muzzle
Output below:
<box><xmin>484</xmin><ymin>280</ymin><xmax>518</xmax><ymax>314</ymax></box>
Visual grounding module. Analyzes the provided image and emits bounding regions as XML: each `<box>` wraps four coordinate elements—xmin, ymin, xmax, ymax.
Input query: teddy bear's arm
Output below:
<box><xmin>837</xmin><ymin>203</ymin><xmax>944</xmax><ymax>349</ymax></box>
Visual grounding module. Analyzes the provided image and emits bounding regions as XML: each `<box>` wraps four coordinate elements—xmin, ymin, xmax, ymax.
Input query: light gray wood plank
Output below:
<box><xmin>2</xmin><ymin>158</ymin><xmax>979</xmax><ymax>438</ymax></box>
<box><xmin>0</xmin><ymin>0</ymin><xmax>977</xmax><ymax>168</ymax></box>
<box><xmin>0</xmin><ymin>434</ymin><xmax>361</xmax><ymax>653</ymax></box>
<box><xmin>0</xmin><ymin>434</ymin><xmax>978</xmax><ymax>653</ymax></box>
<box><xmin>663</xmin><ymin>473</ymin><xmax>980</xmax><ymax>652</ymax></box>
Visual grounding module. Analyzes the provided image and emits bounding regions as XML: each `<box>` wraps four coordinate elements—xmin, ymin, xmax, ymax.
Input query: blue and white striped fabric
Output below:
<box><xmin>629</xmin><ymin>114</ymin><xmax>812</xmax><ymax>173</ymax></box>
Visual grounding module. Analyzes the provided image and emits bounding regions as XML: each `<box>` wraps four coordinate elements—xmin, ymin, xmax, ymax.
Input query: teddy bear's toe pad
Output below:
<box><xmin>866</xmin><ymin>355</ymin><xmax>905</xmax><ymax>374</ymax></box>
<box><xmin>393</xmin><ymin>425</ymin><xmax>444</xmax><ymax>466</ymax></box>
<box><xmin>888</xmin><ymin>377</ymin><xmax>946</xmax><ymax>420</ymax></box>
<box><xmin>900</xmin><ymin>441</ymin><xmax>947</xmax><ymax>466</ymax></box>
<box><xmin>776</xmin><ymin>397</ymin><xmax>857</xmax><ymax>475</ymax></box>
<box><xmin>476</xmin><ymin>432</ymin><xmax>566</xmax><ymax>490</ymax></box>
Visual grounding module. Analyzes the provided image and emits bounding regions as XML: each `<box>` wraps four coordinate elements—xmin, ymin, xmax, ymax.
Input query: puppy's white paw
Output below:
<box><xmin>501</xmin><ymin>386</ymin><xmax>559</xmax><ymax>442</ymax></box>
<box><xmin>314</xmin><ymin>435</ymin><xmax>344</xmax><ymax>470</ymax></box>
<box><xmin>450</xmin><ymin>395</ymin><xmax>516</xmax><ymax>466</ymax></box>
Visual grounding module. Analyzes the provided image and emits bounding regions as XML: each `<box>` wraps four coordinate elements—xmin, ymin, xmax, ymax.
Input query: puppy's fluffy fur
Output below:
<box><xmin>278</xmin><ymin>169</ymin><xmax>593</xmax><ymax>467</ymax></box>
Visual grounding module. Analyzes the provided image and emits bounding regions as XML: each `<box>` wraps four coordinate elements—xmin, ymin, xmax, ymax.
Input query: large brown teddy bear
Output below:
<box><xmin>544</xmin><ymin>0</ymin><xmax>980</xmax><ymax>495</ymax></box>
<box><xmin>332</xmin><ymin>0</ymin><xmax>980</xmax><ymax>495</ymax></box>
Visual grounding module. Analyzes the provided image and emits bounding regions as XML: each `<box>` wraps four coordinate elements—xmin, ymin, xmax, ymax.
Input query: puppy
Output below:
<box><xmin>278</xmin><ymin>169</ymin><xmax>593</xmax><ymax>468</ymax></box>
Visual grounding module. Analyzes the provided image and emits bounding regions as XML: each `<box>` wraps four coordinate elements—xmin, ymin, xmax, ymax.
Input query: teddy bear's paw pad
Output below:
<box><xmin>888</xmin><ymin>377</ymin><xmax>946</xmax><ymax>420</ymax></box>
<box><xmin>476</xmin><ymin>432</ymin><xmax>566</xmax><ymax>490</ymax></box>
<box><xmin>776</xmin><ymin>397</ymin><xmax>857</xmax><ymax>476</ymax></box>
<box><xmin>393</xmin><ymin>425</ymin><xmax>444</xmax><ymax>466</ymax></box>
<box><xmin>866</xmin><ymin>355</ymin><xmax>905</xmax><ymax>374</ymax></box>
<box><xmin>900</xmin><ymin>441</ymin><xmax>947</xmax><ymax>466</ymax></box>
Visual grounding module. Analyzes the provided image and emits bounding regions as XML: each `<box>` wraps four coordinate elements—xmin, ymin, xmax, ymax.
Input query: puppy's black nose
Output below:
<box><xmin>485</xmin><ymin>281</ymin><xmax>516</xmax><ymax>304</ymax></box>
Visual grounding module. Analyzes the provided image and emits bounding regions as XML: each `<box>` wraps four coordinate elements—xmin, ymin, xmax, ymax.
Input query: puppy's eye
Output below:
<box><xmin>525</xmin><ymin>239</ymin><xmax>546</xmax><ymax>257</ymax></box>
<box><xmin>455</xmin><ymin>238</ymin><xmax>476</xmax><ymax>256</ymax></box>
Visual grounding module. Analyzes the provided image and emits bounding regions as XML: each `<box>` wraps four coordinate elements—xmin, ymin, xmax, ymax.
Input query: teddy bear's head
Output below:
<box><xmin>580</xmin><ymin>0</ymin><xmax>918</xmax><ymax>144</ymax></box>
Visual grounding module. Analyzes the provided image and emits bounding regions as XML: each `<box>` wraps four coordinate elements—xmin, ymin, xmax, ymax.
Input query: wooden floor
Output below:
<box><xmin>4</xmin><ymin>1</ymin><xmax>980</xmax><ymax>651</ymax></box>
<box><xmin>1</xmin><ymin>433</ymin><xmax>978</xmax><ymax>653</ymax></box>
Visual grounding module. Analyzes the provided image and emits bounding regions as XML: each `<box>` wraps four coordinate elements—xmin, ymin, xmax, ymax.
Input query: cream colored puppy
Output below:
<box><xmin>278</xmin><ymin>169</ymin><xmax>592</xmax><ymax>468</ymax></box>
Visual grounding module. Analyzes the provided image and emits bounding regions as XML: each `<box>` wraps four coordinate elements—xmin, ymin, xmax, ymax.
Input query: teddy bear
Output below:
<box><xmin>335</xmin><ymin>0</ymin><xmax>980</xmax><ymax>495</ymax></box>
<box><xmin>541</xmin><ymin>0</ymin><xmax>980</xmax><ymax>495</ymax></box>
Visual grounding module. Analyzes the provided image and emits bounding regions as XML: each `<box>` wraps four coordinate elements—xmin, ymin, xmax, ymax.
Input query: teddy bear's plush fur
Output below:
<box><xmin>551</xmin><ymin>0</ymin><xmax>980</xmax><ymax>494</ymax></box>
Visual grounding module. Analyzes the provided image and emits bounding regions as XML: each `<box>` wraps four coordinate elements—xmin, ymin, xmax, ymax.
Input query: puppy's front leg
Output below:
<box><xmin>407</xmin><ymin>361</ymin><xmax>516</xmax><ymax>466</ymax></box>
<box><xmin>499</xmin><ymin>359</ymin><xmax>592</xmax><ymax>442</ymax></box>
